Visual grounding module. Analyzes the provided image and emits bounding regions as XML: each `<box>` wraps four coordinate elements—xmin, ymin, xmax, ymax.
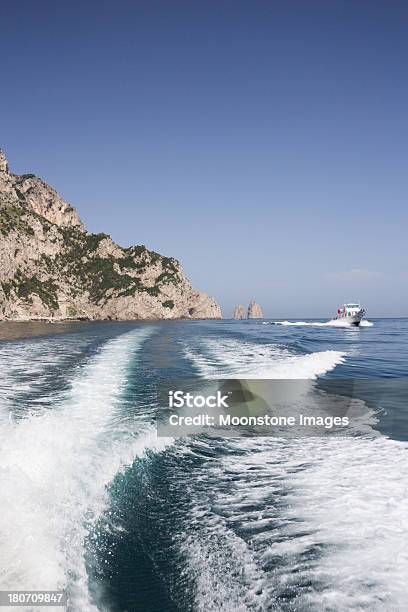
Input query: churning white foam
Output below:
<box><xmin>273</xmin><ymin>319</ymin><xmax>374</xmax><ymax>328</ymax></box>
<box><xmin>174</xmin><ymin>438</ymin><xmax>269</xmax><ymax>612</ymax></box>
<box><xmin>182</xmin><ymin>331</ymin><xmax>407</xmax><ymax>611</ymax></box>
<box><xmin>283</xmin><ymin>436</ymin><xmax>408</xmax><ymax>610</ymax></box>
<box><xmin>186</xmin><ymin>435</ymin><xmax>408</xmax><ymax>611</ymax></box>
<box><xmin>184</xmin><ymin>337</ymin><xmax>345</xmax><ymax>379</ymax></box>
<box><xmin>180</xmin><ymin>499</ymin><xmax>267</xmax><ymax>611</ymax></box>
<box><xmin>0</xmin><ymin>338</ymin><xmax>68</xmax><ymax>418</ymax></box>
<box><xmin>0</xmin><ymin>329</ymin><xmax>171</xmax><ymax>611</ymax></box>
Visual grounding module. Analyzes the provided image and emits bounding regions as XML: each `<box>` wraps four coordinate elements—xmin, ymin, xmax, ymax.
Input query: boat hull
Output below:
<box><xmin>334</xmin><ymin>313</ymin><xmax>364</xmax><ymax>326</ymax></box>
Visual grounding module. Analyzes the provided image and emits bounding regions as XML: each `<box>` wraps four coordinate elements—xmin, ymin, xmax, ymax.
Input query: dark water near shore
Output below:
<box><xmin>0</xmin><ymin>320</ymin><xmax>90</xmax><ymax>341</ymax></box>
<box><xmin>0</xmin><ymin>318</ymin><xmax>407</xmax><ymax>611</ymax></box>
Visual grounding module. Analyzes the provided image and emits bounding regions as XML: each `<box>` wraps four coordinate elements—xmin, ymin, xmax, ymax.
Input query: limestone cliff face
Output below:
<box><xmin>14</xmin><ymin>173</ymin><xmax>84</xmax><ymax>230</ymax></box>
<box><xmin>247</xmin><ymin>299</ymin><xmax>263</xmax><ymax>319</ymax></box>
<box><xmin>233</xmin><ymin>305</ymin><xmax>246</xmax><ymax>319</ymax></box>
<box><xmin>0</xmin><ymin>149</ymin><xmax>221</xmax><ymax>321</ymax></box>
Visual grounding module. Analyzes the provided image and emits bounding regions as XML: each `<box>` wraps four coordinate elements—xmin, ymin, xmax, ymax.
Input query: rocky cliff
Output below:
<box><xmin>247</xmin><ymin>299</ymin><xmax>263</xmax><ymax>319</ymax></box>
<box><xmin>232</xmin><ymin>305</ymin><xmax>246</xmax><ymax>319</ymax></box>
<box><xmin>0</xmin><ymin>149</ymin><xmax>221</xmax><ymax>321</ymax></box>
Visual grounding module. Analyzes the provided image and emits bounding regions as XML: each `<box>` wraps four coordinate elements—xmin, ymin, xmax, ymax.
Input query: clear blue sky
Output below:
<box><xmin>1</xmin><ymin>0</ymin><xmax>407</xmax><ymax>317</ymax></box>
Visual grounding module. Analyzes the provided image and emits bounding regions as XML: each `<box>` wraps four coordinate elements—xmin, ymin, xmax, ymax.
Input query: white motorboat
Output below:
<box><xmin>334</xmin><ymin>303</ymin><xmax>366</xmax><ymax>326</ymax></box>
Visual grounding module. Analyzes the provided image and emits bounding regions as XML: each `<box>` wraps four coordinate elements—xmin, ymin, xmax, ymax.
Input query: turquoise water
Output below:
<box><xmin>0</xmin><ymin>318</ymin><xmax>407</xmax><ymax>611</ymax></box>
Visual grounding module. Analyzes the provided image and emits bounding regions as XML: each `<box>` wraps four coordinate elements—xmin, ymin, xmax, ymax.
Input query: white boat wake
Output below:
<box><xmin>184</xmin><ymin>337</ymin><xmax>346</xmax><ymax>379</ymax></box>
<box><xmin>0</xmin><ymin>328</ymin><xmax>172</xmax><ymax>611</ymax></box>
<box><xmin>271</xmin><ymin>319</ymin><xmax>374</xmax><ymax>328</ymax></box>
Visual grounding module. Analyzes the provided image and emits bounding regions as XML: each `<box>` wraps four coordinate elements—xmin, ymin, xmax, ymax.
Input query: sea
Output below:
<box><xmin>0</xmin><ymin>317</ymin><xmax>407</xmax><ymax>612</ymax></box>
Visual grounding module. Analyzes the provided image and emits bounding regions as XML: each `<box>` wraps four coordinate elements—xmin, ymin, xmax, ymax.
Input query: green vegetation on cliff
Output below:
<box><xmin>0</xmin><ymin>205</ymin><xmax>35</xmax><ymax>237</ymax></box>
<box><xmin>1</xmin><ymin>272</ymin><xmax>58</xmax><ymax>310</ymax></box>
<box><xmin>0</xmin><ymin>203</ymin><xmax>182</xmax><ymax>310</ymax></box>
<box><xmin>162</xmin><ymin>300</ymin><xmax>175</xmax><ymax>309</ymax></box>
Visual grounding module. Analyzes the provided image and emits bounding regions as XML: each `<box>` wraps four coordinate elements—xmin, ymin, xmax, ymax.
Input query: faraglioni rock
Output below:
<box><xmin>0</xmin><ymin>148</ymin><xmax>221</xmax><ymax>321</ymax></box>
<box><xmin>233</xmin><ymin>305</ymin><xmax>246</xmax><ymax>319</ymax></box>
<box><xmin>247</xmin><ymin>299</ymin><xmax>263</xmax><ymax>319</ymax></box>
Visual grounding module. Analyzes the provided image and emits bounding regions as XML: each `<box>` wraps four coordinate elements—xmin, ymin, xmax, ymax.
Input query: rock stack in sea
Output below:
<box><xmin>0</xmin><ymin>148</ymin><xmax>222</xmax><ymax>321</ymax></box>
<box><xmin>247</xmin><ymin>300</ymin><xmax>263</xmax><ymax>319</ymax></box>
<box><xmin>232</xmin><ymin>300</ymin><xmax>264</xmax><ymax>319</ymax></box>
<box><xmin>233</xmin><ymin>305</ymin><xmax>246</xmax><ymax>319</ymax></box>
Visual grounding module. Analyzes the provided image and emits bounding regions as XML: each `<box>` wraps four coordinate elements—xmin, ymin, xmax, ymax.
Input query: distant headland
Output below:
<box><xmin>0</xmin><ymin>149</ymin><xmax>221</xmax><ymax>321</ymax></box>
